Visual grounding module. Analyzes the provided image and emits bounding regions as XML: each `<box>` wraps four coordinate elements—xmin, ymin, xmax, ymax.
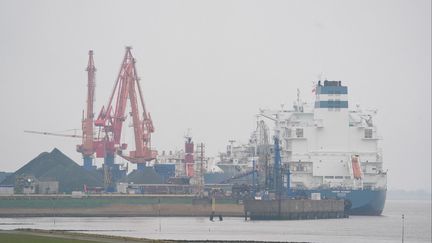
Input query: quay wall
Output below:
<box><xmin>244</xmin><ymin>199</ymin><xmax>346</xmax><ymax>220</ymax></box>
<box><xmin>0</xmin><ymin>195</ymin><xmax>242</xmax><ymax>217</ymax></box>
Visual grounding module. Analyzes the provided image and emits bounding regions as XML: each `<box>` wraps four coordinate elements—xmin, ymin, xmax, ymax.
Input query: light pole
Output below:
<box><xmin>401</xmin><ymin>214</ymin><xmax>405</xmax><ymax>243</ymax></box>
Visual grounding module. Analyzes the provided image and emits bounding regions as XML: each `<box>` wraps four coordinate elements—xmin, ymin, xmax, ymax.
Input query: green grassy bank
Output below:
<box><xmin>0</xmin><ymin>229</ymin><xmax>173</xmax><ymax>243</ymax></box>
<box><xmin>0</xmin><ymin>233</ymin><xmax>100</xmax><ymax>243</ymax></box>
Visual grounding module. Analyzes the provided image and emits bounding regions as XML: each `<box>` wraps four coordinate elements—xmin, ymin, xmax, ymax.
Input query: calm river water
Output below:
<box><xmin>1</xmin><ymin>200</ymin><xmax>430</xmax><ymax>243</ymax></box>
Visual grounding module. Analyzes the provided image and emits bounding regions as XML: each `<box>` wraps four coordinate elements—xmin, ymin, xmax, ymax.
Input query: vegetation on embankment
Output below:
<box><xmin>0</xmin><ymin>229</ymin><xmax>174</xmax><ymax>243</ymax></box>
<box><xmin>0</xmin><ymin>229</ymin><xmax>307</xmax><ymax>243</ymax></box>
<box><xmin>0</xmin><ymin>233</ymin><xmax>101</xmax><ymax>243</ymax></box>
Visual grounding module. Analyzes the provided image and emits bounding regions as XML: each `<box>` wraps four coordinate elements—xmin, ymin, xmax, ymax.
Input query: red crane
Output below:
<box><xmin>94</xmin><ymin>47</ymin><xmax>157</xmax><ymax>166</ymax></box>
<box><xmin>76</xmin><ymin>50</ymin><xmax>96</xmax><ymax>170</ymax></box>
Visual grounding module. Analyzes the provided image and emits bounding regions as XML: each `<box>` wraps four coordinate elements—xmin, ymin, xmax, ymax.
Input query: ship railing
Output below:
<box><xmin>312</xmin><ymin>185</ymin><xmax>385</xmax><ymax>191</ymax></box>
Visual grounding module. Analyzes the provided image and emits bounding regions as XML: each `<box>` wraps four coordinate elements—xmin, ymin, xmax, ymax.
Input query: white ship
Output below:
<box><xmin>256</xmin><ymin>80</ymin><xmax>387</xmax><ymax>215</ymax></box>
<box><xmin>208</xmin><ymin>80</ymin><xmax>387</xmax><ymax>215</ymax></box>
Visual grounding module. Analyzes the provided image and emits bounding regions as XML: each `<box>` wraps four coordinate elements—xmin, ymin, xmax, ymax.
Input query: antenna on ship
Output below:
<box><xmin>296</xmin><ymin>89</ymin><xmax>304</xmax><ymax>112</ymax></box>
<box><xmin>316</xmin><ymin>72</ymin><xmax>324</xmax><ymax>83</ymax></box>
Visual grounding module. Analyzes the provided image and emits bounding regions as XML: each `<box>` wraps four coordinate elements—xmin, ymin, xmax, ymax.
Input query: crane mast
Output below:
<box><xmin>77</xmin><ymin>50</ymin><xmax>96</xmax><ymax>171</ymax></box>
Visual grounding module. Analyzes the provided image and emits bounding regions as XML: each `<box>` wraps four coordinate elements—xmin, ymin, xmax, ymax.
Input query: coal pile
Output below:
<box><xmin>204</xmin><ymin>171</ymin><xmax>253</xmax><ymax>184</ymax></box>
<box><xmin>0</xmin><ymin>172</ymin><xmax>12</xmax><ymax>184</ymax></box>
<box><xmin>1</xmin><ymin>148</ymin><xmax>103</xmax><ymax>193</ymax></box>
<box><xmin>125</xmin><ymin>167</ymin><xmax>164</xmax><ymax>184</ymax></box>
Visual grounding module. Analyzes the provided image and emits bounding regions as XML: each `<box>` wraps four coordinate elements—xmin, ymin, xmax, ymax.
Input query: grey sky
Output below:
<box><xmin>0</xmin><ymin>0</ymin><xmax>430</xmax><ymax>191</ymax></box>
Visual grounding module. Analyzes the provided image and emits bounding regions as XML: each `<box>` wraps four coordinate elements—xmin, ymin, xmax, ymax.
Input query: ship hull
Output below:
<box><xmin>290</xmin><ymin>188</ymin><xmax>386</xmax><ymax>216</ymax></box>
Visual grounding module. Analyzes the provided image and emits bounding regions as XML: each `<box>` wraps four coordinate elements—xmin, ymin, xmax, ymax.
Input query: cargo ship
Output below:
<box><xmin>209</xmin><ymin>80</ymin><xmax>387</xmax><ymax>215</ymax></box>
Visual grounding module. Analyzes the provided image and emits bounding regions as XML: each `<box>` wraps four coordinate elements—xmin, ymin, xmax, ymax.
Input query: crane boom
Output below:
<box><xmin>24</xmin><ymin>130</ymin><xmax>82</xmax><ymax>138</ymax></box>
<box><xmin>94</xmin><ymin>47</ymin><xmax>156</xmax><ymax>164</ymax></box>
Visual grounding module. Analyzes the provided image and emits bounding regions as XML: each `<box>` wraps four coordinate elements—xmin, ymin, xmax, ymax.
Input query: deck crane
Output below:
<box><xmin>76</xmin><ymin>50</ymin><xmax>96</xmax><ymax>171</ymax></box>
<box><xmin>94</xmin><ymin>47</ymin><xmax>157</xmax><ymax>171</ymax></box>
<box><xmin>258</xmin><ymin>110</ymin><xmax>287</xmax><ymax>195</ymax></box>
<box><xmin>255</xmin><ymin>119</ymin><xmax>271</xmax><ymax>189</ymax></box>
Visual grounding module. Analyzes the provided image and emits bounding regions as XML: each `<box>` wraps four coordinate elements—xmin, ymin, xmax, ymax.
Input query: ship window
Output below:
<box><xmin>324</xmin><ymin>176</ymin><xmax>334</xmax><ymax>179</ymax></box>
<box><xmin>365</xmin><ymin>128</ymin><xmax>373</xmax><ymax>138</ymax></box>
<box><xmin>345</xmin><ymin>176</ymin><xmax>351</xmax><ymax>179</ymax></box>
<box><xmin>328</xmin><ymin>99</ymin><xmax>334</xmax><ymax>111</ymax></box>
<box><xmin>335</xmin><ymin>176</ymin><xmax>343</xmax><ymax>179</ymax></box>
<box><xmin>335</xmin><ymin>99</ymin><xmax>341</xmax><ymax>111</ymax></box>
<box><xmin>286</xmin><ymin>128</ymin><xmax>292</xmax><ymax>138</ymax></box>
<box><xmin>296</xmin><ymin>128</ymin><xmax>303</xmax><ymax>138</ymax></box>
<box><xmin>296</xmin><ymin>165</ymin><xmax>306</xmax><ymax>171</ymax></box>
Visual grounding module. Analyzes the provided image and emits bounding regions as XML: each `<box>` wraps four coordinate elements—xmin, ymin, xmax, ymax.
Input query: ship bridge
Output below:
<box><xmin>315</xmin><ymin>80</ymin><xmax>348</xmax><ymax>109</ymax></box>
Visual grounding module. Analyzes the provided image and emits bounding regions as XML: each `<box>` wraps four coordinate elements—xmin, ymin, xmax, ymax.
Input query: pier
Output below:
<box><xmin>244</xmin><ymin>199</ymin><xmax>346</xmax><ymax>220</ymax></box>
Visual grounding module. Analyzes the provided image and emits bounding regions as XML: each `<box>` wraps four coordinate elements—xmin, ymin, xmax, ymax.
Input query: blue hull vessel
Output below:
<box><xmin>290</xmin><ymin>189</ymin><xmax>387</xmax><ymax>215</ymax></box>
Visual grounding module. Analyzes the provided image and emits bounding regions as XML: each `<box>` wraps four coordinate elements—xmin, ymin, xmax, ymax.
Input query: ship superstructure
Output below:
<box><xmin>216</xmin><ymin>140</ymin><xmax>256</xmax><ymax>175</ymax></box>
<box><xmin>257</xmin><ymin>80</ymin><xmax>387</xmax><ymax>215</ymax></box>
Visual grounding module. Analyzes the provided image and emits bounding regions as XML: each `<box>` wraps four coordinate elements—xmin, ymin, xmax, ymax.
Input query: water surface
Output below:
<box><xmin>1</xmin><ymin>200</ymin><xmax>430</xmax><ymax>243</ymax></box>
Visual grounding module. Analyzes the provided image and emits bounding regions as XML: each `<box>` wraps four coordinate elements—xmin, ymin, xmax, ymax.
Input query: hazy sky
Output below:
<box><xmin>0</xmin><ymin>0</ymin><xmax>430</xmax><ymax>191</ymax></box>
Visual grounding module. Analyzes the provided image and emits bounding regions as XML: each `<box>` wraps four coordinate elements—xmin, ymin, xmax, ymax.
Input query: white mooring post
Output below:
<box><xmin>401</xmin><ymin>214</ymin><xmax>405</xmax><ymax>243</ymax></box>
